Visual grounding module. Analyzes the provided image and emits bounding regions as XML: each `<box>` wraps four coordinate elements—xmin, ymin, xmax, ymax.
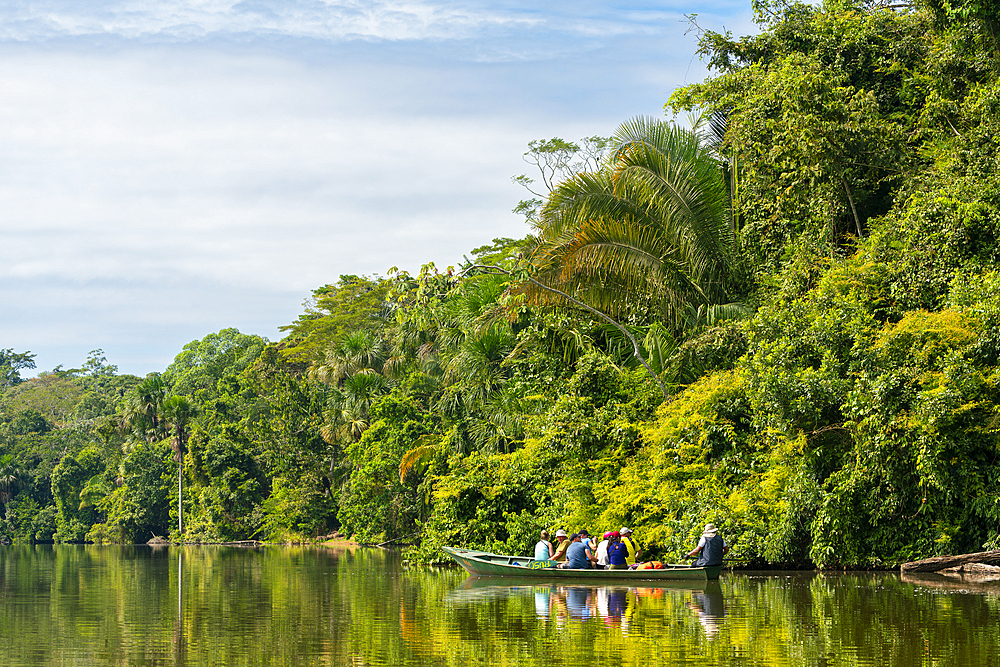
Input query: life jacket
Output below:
<box><xmin>695</xmin><ymin>535</ymin><xmax>725</xmax><ymax>567</ymax></box>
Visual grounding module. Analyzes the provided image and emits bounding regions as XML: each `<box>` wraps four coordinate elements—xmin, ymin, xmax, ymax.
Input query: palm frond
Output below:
<box><xmin>528</xmin><ymin>116</ymin><xmax>737</xmax><ymax>333</ymax></box>
<box><xmin>398</xmin><ymin>434</ymin><xmax>441</xmax><ymax>484</ymax></box>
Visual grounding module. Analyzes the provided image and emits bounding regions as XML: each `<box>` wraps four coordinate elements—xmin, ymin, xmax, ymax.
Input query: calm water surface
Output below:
<box><xmin>1</xmin><ymin>545</ymin><xmax>997</xmax><ymax>666</ymax></box>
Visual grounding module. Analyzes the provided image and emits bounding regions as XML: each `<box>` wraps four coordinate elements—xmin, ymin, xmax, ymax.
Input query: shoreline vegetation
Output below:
<box><xmin>4</xmin><ymin>0</ymin><xmax>1000</xmax><ymax>570</ymax></box>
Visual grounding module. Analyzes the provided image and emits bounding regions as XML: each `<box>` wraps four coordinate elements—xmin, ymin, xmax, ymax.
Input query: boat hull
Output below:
<box><xmin>442</xmin><ymin>546</ymin><xmax>722</xmax><ymax>581</ymax></box>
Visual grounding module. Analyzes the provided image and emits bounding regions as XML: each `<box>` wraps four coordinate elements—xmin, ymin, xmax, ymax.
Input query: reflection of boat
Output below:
<box><xmin>449</xmin><ymin>581</ymin><xmax>683</xmax><ymax>620</ymax></box>
<box><xmin>442</xmin><ymin>546</ymin><xmax>722</xmax><ymax>580</ymax></box>
<box><xmin>456</xmin><ymin>575</ymin><xmax>707</xmax><ymax>593</ymax></box>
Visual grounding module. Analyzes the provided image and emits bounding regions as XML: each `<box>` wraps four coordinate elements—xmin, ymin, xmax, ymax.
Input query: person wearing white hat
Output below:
<box><xmin>619</xmin><ymin>527</ymin><xmax>641</xmax><ymax>566</ymax></box>
<box><xmin>686</xmin><ymin>523</ymin><xmax>728</xmax><ymax>566</ymax></box>
<box><xmin>552</xmin><ymin>529</ymin><xmax>570</xmax><ymax>562</ymax></box>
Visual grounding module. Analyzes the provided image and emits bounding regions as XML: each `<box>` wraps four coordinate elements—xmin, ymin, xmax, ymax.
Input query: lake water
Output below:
<box><xmin>1</xmin><ymin>545</ymin><xmax>998</xmax><ymax>666</ymax></box>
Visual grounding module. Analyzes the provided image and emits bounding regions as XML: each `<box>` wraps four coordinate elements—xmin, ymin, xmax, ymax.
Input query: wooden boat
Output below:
<box><xmin>442</xmin><ymin>546</ymin><xmax>722</xmax><ymax>581</ymax></box>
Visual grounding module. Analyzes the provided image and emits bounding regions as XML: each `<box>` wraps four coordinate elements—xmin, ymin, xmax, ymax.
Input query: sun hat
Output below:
<box><xmin>620</xmin><ymin>526</ymin><xmax>632</xmax><ymax>535</ymax></box>
<box><xmin>555</xmin><ymin>529</ymin><xmax>567</xmax><ymax>537</ymax></box>
<box><xmin>702</xmin><ymin>523</ymin><xmax>718</xmax><ymax>538</ymax></box>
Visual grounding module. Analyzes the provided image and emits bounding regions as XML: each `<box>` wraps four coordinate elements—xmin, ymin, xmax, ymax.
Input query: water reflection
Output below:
<box><xmin>687</xmin><ymin>581</ymin><xmax>725</xmax><ymax>637</ymax></box>
<box><xmin>3</xmin><ymin>547</ymin><xmax>1000</xmax><ymax>666</ymax></box>
<box><xmin>901</xmin><ymin>570</ymin><xmax>1000</xmax><ymax>594</ymax></box>
<box><xmin>173</xmin><ymin>550</ymin><xmax>185</xmax><ymax>663</ymax></box>
<box><xmin>451</xmin><ymin>577</ymin><xmax>725</xmax><ymax>637</ymax></box>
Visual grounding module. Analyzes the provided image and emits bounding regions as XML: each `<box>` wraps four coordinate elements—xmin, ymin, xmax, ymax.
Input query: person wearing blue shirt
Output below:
<box><xmin>559</xmin><ymin>534</ymin><xmax>592</xmax><ymax>569</ymax></box>
<box><xmin>607</xmin><ymin>532</ymin><xmax>629</xmax><ymax>570</ymax></box>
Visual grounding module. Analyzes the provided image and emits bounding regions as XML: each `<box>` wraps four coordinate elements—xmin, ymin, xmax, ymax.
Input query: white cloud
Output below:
<box><xmin>0</xmin><ymin>3</ymin><xmax>752</xmax><ymax>375</ymax></box>
<box><xmin>0</xmin><ymin>0</ymin><xmax>671</xmax><ymax>43</ymax></box>
<box><xmin>0</xmin><ymin>45</ymin><xmax>616</xmax><ymax>372</ymax></box>
<box><xmin>0</xmin><ymin>48</ymin><xmax>532</xmax><ymax>288</ymax></box>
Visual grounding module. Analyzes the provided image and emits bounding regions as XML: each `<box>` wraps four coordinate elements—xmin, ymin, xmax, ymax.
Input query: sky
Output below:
<box><xmin>0</xmin><ymin>0</ymin><xmax>754</xmax><ymax>377</ymax></box>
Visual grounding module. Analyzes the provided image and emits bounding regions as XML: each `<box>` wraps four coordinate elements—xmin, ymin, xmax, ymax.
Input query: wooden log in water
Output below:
<box><xmin>900</xmin><ymin>550</ymin><xmax>1000</xmax><ymax>573</ymax></box>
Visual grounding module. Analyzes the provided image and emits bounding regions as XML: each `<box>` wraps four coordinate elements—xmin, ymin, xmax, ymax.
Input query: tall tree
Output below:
<box><xmin>161</xmin><ymin>395</ymin><xmax>195</xmax><ymax>537</ymax></box>
<box><xmin>512</xmin><ymin>136</ymin><xmax>613</xmax><ymax>223</ymax></box>
<box><xmin>163</xmin><ymin>329</ymin><xmax>267</xmax><ymax>399</ymax></box>
<box><xmin>0</xmin><ymin>348</ymin><xmax>36</xmax><ymax>390</ymax></box>
<box><xmin>529</xmin><ymin>116</ymin><xmax>741</xmax><ymax>332</ymax></box>
<box><xmin>668</xmin><ymin>1</ymin><xmax>928</xmax><ymax>272</ymax></box>
<box><xmin>121</xmin><ymin>374</ymin><xmax>167</xmax><ymax>443</ymax></box>
<box><xmin>0</xmin><ymin>453</ymin><xmax>19</xmax><ymax>518</ymax></box>
<box><xmin>279</xmin><ymin>276</ymin><xmax>391</xmax><ymax>366</ymax></box>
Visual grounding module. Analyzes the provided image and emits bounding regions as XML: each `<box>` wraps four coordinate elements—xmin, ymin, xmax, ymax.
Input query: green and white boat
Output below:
<box><xmin>442</xmin><ymin>546</ymin><xmax>722</xmax><ymax>581</ymax></box>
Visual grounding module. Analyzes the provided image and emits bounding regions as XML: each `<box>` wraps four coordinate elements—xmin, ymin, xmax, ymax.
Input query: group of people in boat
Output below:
<box><xmin>533</xmin><ymin>523</ymin><xmax>727</xmax><ymax>569</ymax></box>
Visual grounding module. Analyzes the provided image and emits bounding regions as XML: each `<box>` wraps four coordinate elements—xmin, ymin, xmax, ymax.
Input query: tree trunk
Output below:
<box><xmin>900</xmin><ymin>550</ymin><xmax>1000</xmax><ymax>573</ymax></box>
<box><xmin>841</xmin><ymin>176</ymin><xmax>863</xmax><ymax>238</ymax></box>
<box><xmin>178</xmin><ymin>461</ymin><xmax>183</xmax><ymax>537</ymax></box>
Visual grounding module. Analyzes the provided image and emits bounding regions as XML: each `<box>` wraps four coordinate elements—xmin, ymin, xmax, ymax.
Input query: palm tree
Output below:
<box><xmin>161</xmin><ymin>395</ymin><xmax>195</xmax><ymax>537</ymax></box>
<box><xmin>0</xmin><ymin>454</ymin><xmax>19</xmax><ymax>518</ymax></box>
<box><xmin>529</xmin><ymin>116</ymin><xmax>741</xmax><ymax>332</ymax></box>
<box><xmin>310</xmin><ymin>330</ymin><xmax>387</xmax><ymax>386</ymax></box>
<box><xmin>336</xmin><ymin>370</ymin><xmax>389</xmax><ymax>440</ymax></box>
<box><xmin>121</xmin><ymin>374</ymin><xmax>168</xmax><ymax>443</ymax></box>
<box><xmin>442</xmin><ymin>328</ymin><xmax>514</xmax><ymax>408</ymax></box>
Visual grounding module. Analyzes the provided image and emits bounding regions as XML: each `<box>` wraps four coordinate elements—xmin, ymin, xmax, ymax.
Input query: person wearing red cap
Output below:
<box><xmin>607</xmin><ymin>532</ymin><xmax>629</xmax><ymax>570</ymax></box>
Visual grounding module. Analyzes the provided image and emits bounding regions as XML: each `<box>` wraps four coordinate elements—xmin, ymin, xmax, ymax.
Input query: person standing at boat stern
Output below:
<box><xmin>686</xmin><ymin>523</ymin><xmax>728</xmax><ymax>566</ymax></box>
<box><xmin>560</xmin><ymin>534</ymin><xmax>592</xmax><ymax>569</ymax></box>
<box><xmin>620</xmin><ymin>527</ymin><xmax>641</xmax><ymax>566</ymax></box>
<box><xmin>535</xmin><ymin>530</ymin><xmax>554</xmax><ymax>560</ymax></box>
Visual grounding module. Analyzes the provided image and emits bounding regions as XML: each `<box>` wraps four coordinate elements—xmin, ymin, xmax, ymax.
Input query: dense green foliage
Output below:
<box><xmin>3</xmin><ymin>0</ymin><xmax>1000</xmax><ymax>568</ymax></box>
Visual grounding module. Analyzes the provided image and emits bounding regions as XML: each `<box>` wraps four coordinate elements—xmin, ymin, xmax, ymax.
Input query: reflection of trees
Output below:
<box><xmin>5</xmin><ymin>551</ymin><xmax>1000</xmax><ymax>666</ymax></box>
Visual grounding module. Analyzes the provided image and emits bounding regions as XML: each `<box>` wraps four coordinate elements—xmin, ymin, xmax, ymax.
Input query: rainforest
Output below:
<box><xmin>3</xmin><ymin>0</ymin><xmax>1000</xmax><ymax>569</ymax></box>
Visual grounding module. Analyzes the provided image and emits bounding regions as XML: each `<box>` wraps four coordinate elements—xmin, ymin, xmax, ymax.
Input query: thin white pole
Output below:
<box><xmin>178</xmin><ymin>460</ymin><xmax>183</xmax><ymax>537</ymax></box>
